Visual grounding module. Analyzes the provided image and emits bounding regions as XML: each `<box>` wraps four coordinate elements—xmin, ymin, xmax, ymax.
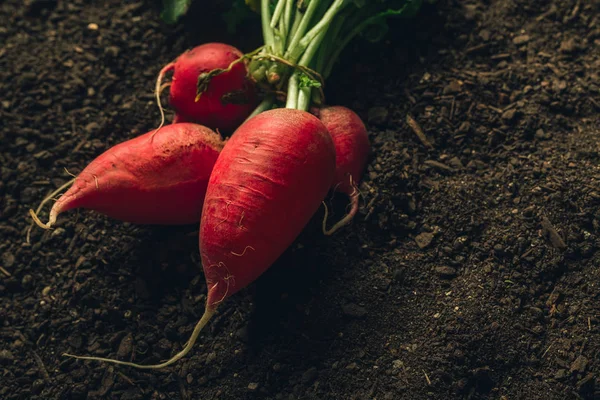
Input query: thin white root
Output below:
<box><xmin>63</xmin><ymin>167</ymin><xmax>77</xmax><ymax>178</ymax></box>
<box><xmin>321</xmin><ymin>201</ymin><xmax>330</xmax><ymax>234</ymax></box>
<box><xmin>26</xmin><ymin>178</ymin><xmax>76</xmax><ymax>243</ymax></box>
<box><xmin>322</xmin><ymin>177</ymin><xmax>361</xmax><ymax>236</ymax></box>
<box><xmin>63</xmin><ymin>306</ymin><xmax>216</xmax><ymax>369</ymax></box>
<box><xmin>159</xmin><ymin>82</ymin><xmax>171</xmax><ymax>93</ymax></box>
<box><xmin>29</xmin><ymin>210</ymin><xmax>51</xmax><ymax>230</ymax></box>
<box><xmin>150</xmin><ymin>62</ymin><xmax>175</xmax><ymax>142</ymax></box>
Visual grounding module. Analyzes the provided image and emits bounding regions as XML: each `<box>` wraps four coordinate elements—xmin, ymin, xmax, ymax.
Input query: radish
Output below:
<box><xmin>59</xmin><ymin>0</ymin><xmax>424</xmax><ymax>369</ymax></box>
<box><xmin>156</xmin><ymin>43</ymin><xmax>258</xmax><ymax>134</ymax></box>
<box><xmin>29</xmin><ymin>123</ymin><xmax>224</xmax><ymax>230</ymax></box>
<box><xmin>198</xmin><ymin>108</ymin><xmax>335</xmax><ymax>308</ymax></box>
<box><xmin>63</xmin><ymin>108</ymin><xmax>336</xmax><ymax>369</ymax></box>
<box><xmin>318</xmin><ymin>106</ymin><xmax>370</xmax><ymax>235</ymax></box>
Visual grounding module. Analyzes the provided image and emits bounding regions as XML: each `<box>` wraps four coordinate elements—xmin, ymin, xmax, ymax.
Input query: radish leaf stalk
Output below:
<box><xmin>246</xmin><ymin>0</ymin><xmax>424</xmax><ymax>113</ymax></box>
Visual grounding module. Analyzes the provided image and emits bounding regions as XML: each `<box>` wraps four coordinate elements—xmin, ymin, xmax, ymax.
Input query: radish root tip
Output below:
<box><xmin>63</xmin><ymin>306</ymin><xmax>216</xmax><ymax>369</ymax></box>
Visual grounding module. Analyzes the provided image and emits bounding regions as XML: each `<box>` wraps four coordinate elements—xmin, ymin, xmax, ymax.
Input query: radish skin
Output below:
<box><xmin>63</xmin><ymin>108</ymin><xmax>336</xmax><ymax>369</ymax></box>
<box><xmin>318</xmin><ymin>106</ymin><xmax>370</xmax><ymax>235</ymax></box>
<box><xmin>200</xmin><ymin>108</ymin><xmax>336</xmax><ymax>307</ymax></box>
<box><xmin>31</xmin><ymin>123</ymin><xmax>224</xmax><ymax>228</ymax></box>
<box><xmin>165</xmin><ymin>43</ymin><xmax>258</xmax><ymax>133</ymax></box>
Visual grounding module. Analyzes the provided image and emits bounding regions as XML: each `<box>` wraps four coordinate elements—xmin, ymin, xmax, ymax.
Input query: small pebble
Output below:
<box><xmin>367</xmin><ymin>106</ymin><xmax>388</xmax><ymax>125</ymax></box>
<box><xmin>434</xmin><ymin>266</ymin><xmax>457</xmax><ymax>278</ymax></box>
<box><xmin>2</xmin><ymin>252</ymin><xmax>15</xmax><ymax>268</ymax></box>
<box><xmin>415</xmin><ymin>232</ymin><xmax>435</xmax><ymax>249</ymax></box>
<box><xmin>206</xmin><ymin>351</ymin><xmax>217</xmax><ymax>364</ymax></box>
<box><xmin>570</xmin><ymin>355</ymin><xmax>588</xmax><ymax>374</ymax></box>
<box><xmin>21</xmin><ymin>274</ymin><xmax>33</xmax><ymax>290</ymax></box>
<box><xmin>501</xmin><ymin>109</ymin><xmax>519</xmax><ymax>123</ymax></box>
<box><xmin>512</xmin><ymin>35</ymin><xmax>530</xmax><ymax>45</ymax></box>
<box><xmin>443</xmin><ymin>80</ymin><xmax>462</xmax><ymax>95</ymax></box>
<box><xmin>0</xmin><ymin>350</ymin><xmax>15</xmax><ymax>364</ymax></box>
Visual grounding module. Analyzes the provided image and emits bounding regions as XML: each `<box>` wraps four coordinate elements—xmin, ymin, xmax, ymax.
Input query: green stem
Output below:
<box><xmin>297</xmin><ymin>87</ymin><xmax>311</xmax><ymax>111</ymax></box>
<box><xmin>273</xmin><ymin>30</ymin><xmax>284</xmax><ymax>55</ymax></box>
<box><xmin>284</xmin><ymin>0</ymin><xmax>321</xmax><ymax>61</ymax></box>
<box><xmin>283</xmin><ymin>0</ymin><xmax>293</xmax><ymax>38</ymax></box>
<box><xmin>323</xmin><ymin>8</ymin><xmax>409</xmax><ymax>79</ymax></box>
<box><xmin>246</xmin><ymin>95</ymin><xmax>275</xmax><ymax>121</ymax></box>
<box><xmin>286</xmin><ymin>72</ymin><xmax>299</xmax><ymax>109</ymax></box>
<box><xmin>270</xmin><ymin>0</ymin><xmax>286</xmax><ymax>28</ymax></box>
<box><xmin>288</xmin><ymin>7</ymin><xmax>303</xmax><ymax>42</ymax></box>
<box><xmin>310</xmin><ymin>0</ymin><xmax>334</xmax><ymax>29</ymax></box>
<box><xmin>298</xmin><ymin>25</ymin><xmax>328</xmax><ymax>67</ymax></box>
<box><xmin>261</xmin><ymin>0</ymin><xmax>275</xmax><ymax>50</ymax></box>
<box><xmin>288</xmin><ymin>0</ymin><xmax>347</xmax><ymax>63</ymax></box>
<box><xmin>315</xmin><ymin>14</ymin><xmax>344</xmax><ymax>73</ymax></box>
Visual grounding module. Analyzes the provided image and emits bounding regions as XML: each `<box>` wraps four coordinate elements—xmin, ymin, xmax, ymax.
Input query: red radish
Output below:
<box><xmin>29</xmin><ymin>123</ymin><xmax>224</xmax><ymax>229</ymax></box>
<box><xmin>63</xmin><ymin>108</ymin><xmax>336</xmax><ymax>369</ymax></box>
<box><xmin>199</xmin><ymin>108</ymin><xmax>335</xmax><ymax>307</ymax></box>
<box><xmin>157</xmin><ymin>43</ymin><xmax>258</xmax><ymax>134</ymax></box>
<box><xmin>318</xmin><ymin>106</ymin><xmax>370</xmax><ymax>235</ymax></box>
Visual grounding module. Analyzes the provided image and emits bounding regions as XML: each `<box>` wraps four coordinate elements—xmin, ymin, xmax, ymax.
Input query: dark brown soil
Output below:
<box><xmin>1</xmin><ymin>1</ymin><xmax>599</xmax><ymax>399</ymax></box>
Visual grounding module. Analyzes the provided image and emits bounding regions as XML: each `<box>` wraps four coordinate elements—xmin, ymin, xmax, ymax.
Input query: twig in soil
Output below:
<box><xmin>565</xmin><ymin>0</ymin><xmax>580</xmax><ymax>23</ymax></box>
<box><xmin>540</xmin><ymin>216</ymin><xmax>567</xmax><ymax>250</ymax></box>
<box><xmin>588</xmin><ymin>317</ymin><xmax>592</xmax><ymax>331</ymax></box>
<box><xmin>116</xmin><ymin>371</ymin><xmax>137</xmax><ymax>389</ymax></box>
<box><xmin>31</xmin><ymin>351</ymin><xmax>50</xmax><ymax>383</ymax></box>
<box><xmin>535</xmin><ymin>4</ymin><xmax>557</xmax><ymax>21</ymax></box>
<box><xmin>541</xmin><ymin>344</ymin><xmax>553</xmax><ymax>358</ymax></box>
<box><xmin>406</xmin><ymin>114</ymin><xmax>433</xmax><ymax>149</ymax></box>
<box><xmin>0</xmin><ymin>266</ymin><xmax>11</xmax><ymax>277</ymax></box>
<box><xmin>465</xmin><ymin>43</ymin><xmax>490</xmax><ymax>54</ymax></box>
<box><xmin>423</xmin><ymin>369</ymin><xmax>431</xmax><ymax>385</ymax></box>
<box><xmin>364</xmin><ymin>193</ymin><xmax>379</xmax><ymax>222</ymax></box>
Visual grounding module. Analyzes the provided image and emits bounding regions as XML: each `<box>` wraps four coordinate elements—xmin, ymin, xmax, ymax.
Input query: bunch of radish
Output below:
<box><xmin>29</xmin><ymin>0</ymin><xmax>423</xmax><ymax>369</ymax></box>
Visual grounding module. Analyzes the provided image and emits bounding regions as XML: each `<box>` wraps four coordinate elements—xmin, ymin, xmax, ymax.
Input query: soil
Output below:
<box><xmin>1</xmin><ymin>0</ymin><xmax>599</xmax><ymax>399</ymax></box>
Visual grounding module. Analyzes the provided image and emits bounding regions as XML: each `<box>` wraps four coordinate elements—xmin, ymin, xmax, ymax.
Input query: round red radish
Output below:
<box><xmin>318</xmin><ymin>105</ymin><xmax>370</xmax><ymax>235</ymax></box>
<box><xmin>161</xmin><ymin>43</ymin><xmax>258</xmax><ymax>134</ymax></box>
<box><xmin>34</xmin><ymin>123</ymin><xmax>224</xmax><ymax>228</ymax></box>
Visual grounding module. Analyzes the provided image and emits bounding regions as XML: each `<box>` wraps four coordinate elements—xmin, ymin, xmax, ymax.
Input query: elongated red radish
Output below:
<box><xmin>199</xmin><ymin>108</ymin><xmax>335</xmax><ymax>307</ymax></box>
<box><xmin>29</xmin><ymin>123</ymin><xmax>224</xmax><ymax>229</ymax></box>
<box><xmin>318</xmin><ymin>106</ymin><xmax>370</xmax><ymax>235</ymax></box>
<box><xmin>63</xmin><ymin>108</ymin><xmax>336</xmax><ymax>369</ymax></box>
<box><xmin>157</xmin><ymin>43</ymin><xmax>258</xmax><ymax>134</ymax></box>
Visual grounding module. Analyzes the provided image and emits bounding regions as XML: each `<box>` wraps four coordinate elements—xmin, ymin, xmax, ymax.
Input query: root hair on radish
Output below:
<box><xmin>26</xmin><ymin>178</ymin><xmax>76</xmax><ymax>242</ymax></box>
<box><xmin>63</xmin><ymin>306</ymin><xmax>217</xmax><ymax>370</ymax></box>
<box><xmin>230</xmin><ymin>245</ymin><xmax>255</xmax><ymax>257</ymax></box>
<box><xmin>321</xmin><ymin>175</ymin><xmax>362</xmax><ymax>236</ymax></box>
<box><xmin>151</xmin><ymin>62</ymin><xmax>176</xmax><ymax>141</ymax></box>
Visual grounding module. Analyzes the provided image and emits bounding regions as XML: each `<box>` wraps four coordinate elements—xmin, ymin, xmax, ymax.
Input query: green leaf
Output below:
<box><xmin>160</xmin><ymin>0</ymin><xmax>192</xmax><ymax>24</ymax></box>
<box><xmin>298</xmin><ymin>73</ymin><xmax>321</xmax><ymax>89</ymax></box>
